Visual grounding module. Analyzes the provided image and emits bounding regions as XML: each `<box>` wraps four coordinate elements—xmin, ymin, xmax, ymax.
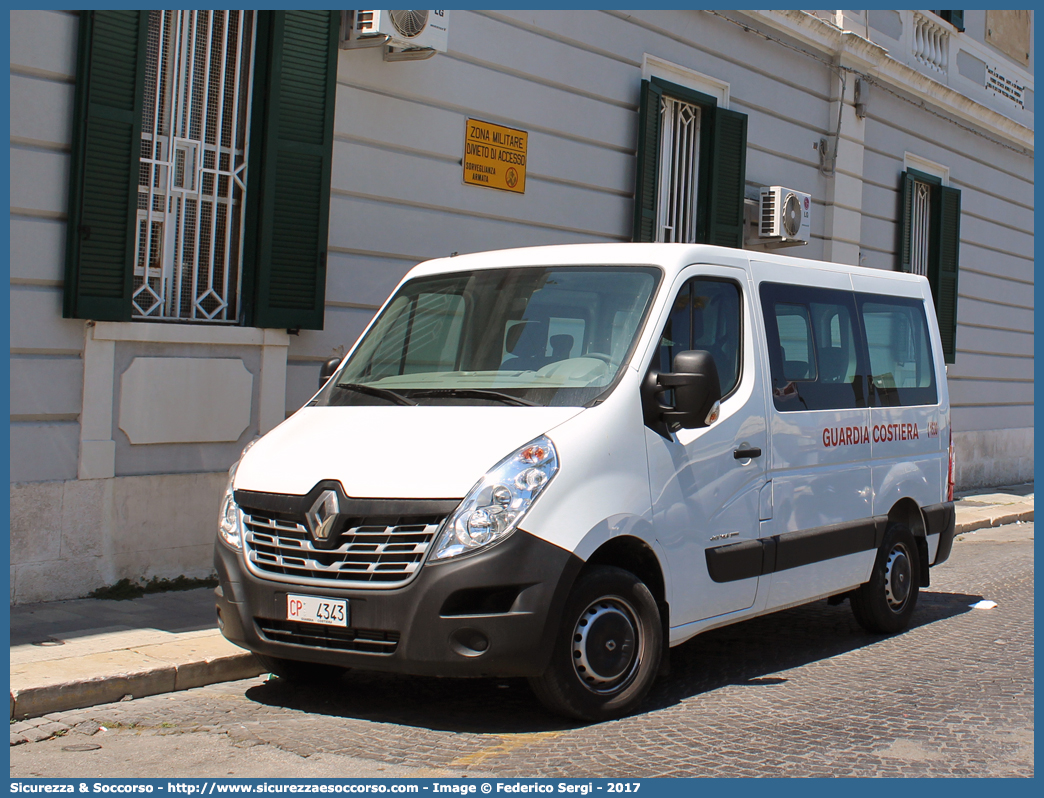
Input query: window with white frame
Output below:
<box><xmin>64</xmin><ymin>10</ymin><xmax>338</xmax><ymax>331</ymax></box>
<box><xmin>134</xmin><ymin>10</ymin><xmax>256</xmax><ymax>322</ymax></box>
<box><xmin>898</xmin><ymin>163</ymin><xmax>962</xmax><ymax>363</ymax></box>
<box><xmin>632</xmin><ymin>76</ymin><xmax>748</xmax><ymax>248</ymax></box>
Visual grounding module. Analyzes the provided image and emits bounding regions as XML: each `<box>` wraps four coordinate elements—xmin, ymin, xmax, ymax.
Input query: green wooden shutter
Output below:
<box><xmin>63</xmin><ymin>11</ymin><xmax>148</xmax><ymax>321</ymax></box>
<box><xmin>933</xmin><ymin>186</ymin><xmax>961</xmax><ymax>363</ymax></box>
<box><xmin>706</xmin><ymin>107</ymin><xmax>748</xmax><ymax>248</ymax></box>
<box><xmin>248</xmin><ymin>11</ymin><xmax>338</xmax><ymax>330</ymax></box>
<box><xmin>947</xmin><ymin>11</ymin><xmax>965</xmax><ymax>31</ymax></box>
<box><xmin>897</xmin><ymin>170</ymin><xmax>915</xmax><ymax>272</ymax></box>
<box><xmin>632</xmin><ymin>80</ymin><xmax>662</xmax><ymax>243</ymax></box>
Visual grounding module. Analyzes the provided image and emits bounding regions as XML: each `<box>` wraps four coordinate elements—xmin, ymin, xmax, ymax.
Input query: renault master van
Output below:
<box><xmin>215</xmin><ymin>243</ymin><xmax>956</xmax><ymax>721</ymax></box>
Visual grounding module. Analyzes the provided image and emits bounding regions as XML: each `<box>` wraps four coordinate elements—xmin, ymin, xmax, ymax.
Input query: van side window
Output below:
<box><xmin>776</xmin><ymin>304</ymin><xmax>816</xmax><ymax>381</ymax></box>
<box><xmin>760</xmin><ymin>282</ymin><xmax>868</xmax><ymax>412</ymax></box>
<box><xmin>858</xmin><ymin>295</ymin><xmax>938</xmax><ymax>406</ymax></box>
<box><xmin>656</xmin><ymin>278</ymin><xmax>742</xmax><ymax>397</ymax></box>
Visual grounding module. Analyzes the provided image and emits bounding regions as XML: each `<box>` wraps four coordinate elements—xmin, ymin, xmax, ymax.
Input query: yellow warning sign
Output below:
<box><xmin>462</xmin><ymin>118</ymin><xmax>527</xmax><ymax>194</ymax></box>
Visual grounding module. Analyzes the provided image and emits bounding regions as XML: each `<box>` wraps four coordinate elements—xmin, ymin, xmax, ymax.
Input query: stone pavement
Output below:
<box><xmin>10</xmin><ymin>482</ymin><xmax>1033</xmax><ymax>728</ymax></box>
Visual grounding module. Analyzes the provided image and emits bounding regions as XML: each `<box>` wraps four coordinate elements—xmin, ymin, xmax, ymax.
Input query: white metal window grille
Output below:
<box><xmin>134</xmin><ymin>10</ymin><xmax>256</xmax><ymax>322</ymax></box>
<box><xmin>656</xmin><ymin>96</ymin><xmax>701</xmax><ymax>243</ymax></box>
<box><xmin>911</xmin><ymin>181</ymin><xmax>931</xmax><ymax>277</ymax></box>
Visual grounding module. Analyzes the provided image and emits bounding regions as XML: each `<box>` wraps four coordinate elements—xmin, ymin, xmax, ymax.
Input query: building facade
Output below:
<box><xmin>9</xmin><ymin>9</ymin><xmax>1034</xmax><ymax>602</ymax></box>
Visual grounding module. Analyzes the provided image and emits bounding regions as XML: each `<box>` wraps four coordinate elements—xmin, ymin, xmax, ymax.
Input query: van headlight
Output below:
<box><xmin>218</xmin><ymin>440</ymin><xmax>256</xmax><ymax>550</ymax></box>
<box><xmin>431</xmin><ymin>436</ymin><xmax>559</xmax><ymax>561</ymax></box>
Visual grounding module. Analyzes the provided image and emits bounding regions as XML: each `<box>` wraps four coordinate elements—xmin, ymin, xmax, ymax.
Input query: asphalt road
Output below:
<box><xmin>11</xmin><ymin>522</ymin><xmax>1033</xmax><ymax>778</ymax></box>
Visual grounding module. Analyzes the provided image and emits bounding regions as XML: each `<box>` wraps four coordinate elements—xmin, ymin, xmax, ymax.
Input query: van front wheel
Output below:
<box><xmin>529</xmin><ymin>566</ymin><xmax>661</xmax><ymax>721</ymax></box>
<box><xmin>851</xmin><ymin>523</ymin><xmax>920</xmax><ymax>634</ymax></box>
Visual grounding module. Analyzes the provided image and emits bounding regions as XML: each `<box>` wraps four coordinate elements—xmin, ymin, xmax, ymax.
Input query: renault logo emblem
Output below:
<box><xmin>306</xmin><ymin>490</ymin><xmax>340</xmax><ymax>542</ymax></box>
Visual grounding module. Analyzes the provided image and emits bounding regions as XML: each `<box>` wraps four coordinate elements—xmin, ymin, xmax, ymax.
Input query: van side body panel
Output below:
<box><xmin>520</xmin><ymin>368</ymin><xmax>659</xmax><ymax>568</ymax></box>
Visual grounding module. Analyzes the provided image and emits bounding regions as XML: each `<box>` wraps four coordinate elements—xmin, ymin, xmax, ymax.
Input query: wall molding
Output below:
<box><xmin>738</xmin><ymin>10</ymin><xmax>1034</xmax><ymax>152</ymax></box>
<box><xmin>77</xmin><ymin>323</ymin><xmax>290</xmax><ymax>479</ymax></box>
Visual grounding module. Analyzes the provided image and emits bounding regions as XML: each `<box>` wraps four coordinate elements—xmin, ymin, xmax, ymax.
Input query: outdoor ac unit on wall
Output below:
<box><xmin>759</xmin><ymin>186</ymin><xmax>811</xmax><ymax>244</ymax></box>
<box><xmin>343</xmin><ymin>10</ymin><xmax>449</xmax><ymax>54</ymax></box>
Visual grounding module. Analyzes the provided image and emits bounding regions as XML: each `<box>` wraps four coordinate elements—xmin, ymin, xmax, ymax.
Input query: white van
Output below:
<box><xmin>215</xmin><ymin>243</ymin><xmax>956</xmax><ymax>721</ymax></box>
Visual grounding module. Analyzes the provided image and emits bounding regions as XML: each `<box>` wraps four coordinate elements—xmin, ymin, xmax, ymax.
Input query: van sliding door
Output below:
<box><xmin>751</xmin><ymin>262</ymin><xmax>875</xmax><ymax>611</ymax></box>
<box><xmin>852</xmin><ymin>273</ymin><xmax>947</xmax><ymax>559</ymax></box>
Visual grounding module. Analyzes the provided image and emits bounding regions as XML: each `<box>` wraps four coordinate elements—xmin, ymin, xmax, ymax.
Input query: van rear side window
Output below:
<box><xmin>858</xmin><ymin>295</ymin><xmax>938</xmax><ymax>406</ymax></box>
<box><xmin>760</xmin><ymin>283</ymin><xmax>868</xmax><ymax>411</ymax></box>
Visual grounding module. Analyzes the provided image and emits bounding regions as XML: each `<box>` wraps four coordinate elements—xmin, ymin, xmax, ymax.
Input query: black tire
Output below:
<box><xmin>851</xmin><ymin>523</ymin><xmax>920</xmax><ymax>634</ymax></box>
<box><xmin>528</xmin><ymin>566</ymin><xmax>662</xmax><ymax>722</ymax></box>
<box><xmin>256</xmin><ymin>654</ymin><xmax>346</xmax><ymax>684</ymax></box>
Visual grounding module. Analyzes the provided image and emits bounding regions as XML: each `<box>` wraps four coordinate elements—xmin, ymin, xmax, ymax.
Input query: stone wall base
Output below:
<box><xmin>954</xmin><ymin>427</ymin><xmax>1034</xmax><ymax>490</ymax></box>
<box><xmin>10</xmin><ymin>472</ymin><xmax>227</xmax><ymax>605</ymax></box>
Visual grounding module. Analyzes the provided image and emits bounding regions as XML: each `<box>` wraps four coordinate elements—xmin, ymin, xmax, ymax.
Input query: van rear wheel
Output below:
<box><xmin>851</xmin><ymin>523</ymin><xmax>920</xmax><ymax>634</ymax></box>
<box><xmin>529</xmin><ymin>566</ymin><xmax>661</xmax><ymax>722</ymax></box>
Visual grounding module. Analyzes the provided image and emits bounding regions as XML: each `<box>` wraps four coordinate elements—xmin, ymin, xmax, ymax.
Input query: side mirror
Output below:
<box><xmin>319</xmin><ymin>357</ymin><xmax>342</xmax><ymax>389</ymax></box>
<box><xmin>658</xmin><ymin>350</ymin><xmax>722</xmax><ymax>430</ymax></box>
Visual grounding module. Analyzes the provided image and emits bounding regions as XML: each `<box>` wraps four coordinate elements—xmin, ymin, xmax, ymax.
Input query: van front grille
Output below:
<box><xmin>242</xmin><ymin>512</ymin><xmax>443</xmax><ymax>589</ymax></box>
<box><xmin>256</xmin><ymin>618</ymin><xmax>399</xmax><ymax>655</ymax></box>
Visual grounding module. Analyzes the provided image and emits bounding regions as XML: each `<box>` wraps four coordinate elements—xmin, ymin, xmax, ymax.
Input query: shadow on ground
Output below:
<box><xmin>245</xmin><ymin>590</ymin><xmax>980</xmax><ymax>734</ymax></box>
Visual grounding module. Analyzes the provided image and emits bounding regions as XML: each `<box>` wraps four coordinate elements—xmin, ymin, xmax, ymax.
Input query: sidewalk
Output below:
<box><xmin>10</xmin><ymin>483</ymin><xmax>1033</xmax><ymax>732</ymax></box>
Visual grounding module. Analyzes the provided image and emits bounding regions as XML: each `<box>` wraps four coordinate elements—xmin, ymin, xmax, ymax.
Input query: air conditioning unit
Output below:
<box><xmin>344</xmin><ymin>10</ymin><xmax>449</xmax><ymax>53</ymax></box>
<box><xmin>759</xmin><ymin>186</ymin><xmax>811</xmax><ymax>244</ymax></box>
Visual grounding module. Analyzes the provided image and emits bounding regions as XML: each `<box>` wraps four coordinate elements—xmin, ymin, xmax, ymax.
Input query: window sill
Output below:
<box><xmin>91</xmin><ymin>321</ymin><xmax>289</xmax><ymax>348</ymax></box>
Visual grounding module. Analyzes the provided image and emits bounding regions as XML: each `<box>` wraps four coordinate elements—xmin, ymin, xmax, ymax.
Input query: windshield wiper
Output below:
<box><xmin>410</xmin><ymin>388</ymin><xmax>539</xmax><ymax>407</ymax></box>
<box><xmin>332</xmin><ymin>382</ymin><xmax>416</xmax><ymax>406</ymax></box>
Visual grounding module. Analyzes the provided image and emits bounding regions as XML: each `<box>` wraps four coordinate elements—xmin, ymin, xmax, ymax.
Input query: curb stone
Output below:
<box><xmin>954</xmin><ymin>504</ymin><xmax>1033</xmax><ymax>535</ymax></box>
<box><xmin>10</xmin><ymin>648</ymin><xmax>264</xmax><ymax>725</ymax></box>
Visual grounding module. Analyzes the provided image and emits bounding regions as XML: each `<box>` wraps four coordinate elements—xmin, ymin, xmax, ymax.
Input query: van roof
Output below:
<box><xmin>410</xmin><ymin>242</ymin><xmax>928</xmax><ymax>286</ymax></box>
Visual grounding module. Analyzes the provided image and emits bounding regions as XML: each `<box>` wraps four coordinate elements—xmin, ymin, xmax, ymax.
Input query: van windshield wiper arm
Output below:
<box><xmin>332</xmin><ymin>382</ymin><xmax>416</xmax><ymax>406</ymax></box>
<box><xmin>410</xmin><ymin>388</ymin><xmax>539</xmax><ymax>407</ymax></box>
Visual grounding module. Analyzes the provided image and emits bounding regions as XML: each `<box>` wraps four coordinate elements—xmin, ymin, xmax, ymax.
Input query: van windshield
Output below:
<box><xmin>315</xmin><ymin>265</ymin><xmax>661</xmax><ymax>408</ymax></box>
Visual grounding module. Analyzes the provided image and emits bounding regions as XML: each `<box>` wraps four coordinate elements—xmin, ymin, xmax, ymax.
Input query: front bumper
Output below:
<box><xmin>215</xmin><ymin>527</ymin><xmax>583</xmax><ymax>678</ymax></box>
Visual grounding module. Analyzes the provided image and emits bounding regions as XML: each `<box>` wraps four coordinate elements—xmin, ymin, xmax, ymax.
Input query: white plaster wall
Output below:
<box><xmin>286</xmin><ymin>8</ymin><xmax>837</xmax><ymax>407</ymax></box>
<box><xmin>7</xmin><ymin>10</ymin><xmax>1033</xmax><ymax>608</ymax></box>
<box><xmin>283</xmin><ymin>9</ymin><xmax>1033</xmax><ymax>490</ymax></box>
<box><xmin>9</xmin><ymin>9</ymin><xmax>87</xmax><ymax>485</ymax></box>
<box><xmin>857</xmin><ymin>85</ymin><xmax>1033</xmax><ymax>488</ymax></box>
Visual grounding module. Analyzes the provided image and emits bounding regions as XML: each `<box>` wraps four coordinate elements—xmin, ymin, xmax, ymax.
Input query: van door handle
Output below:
<box><xmin>734</xmin><ymin>446</ymin><xmax>762</xmax><ymax>460</ymax></box>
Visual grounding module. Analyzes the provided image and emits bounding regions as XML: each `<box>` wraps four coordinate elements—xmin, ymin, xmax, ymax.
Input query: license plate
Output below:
<box><xmin>286</xmin><ymin>594</ymin><xmax>348</xmax><ymax>627</ymax></box>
